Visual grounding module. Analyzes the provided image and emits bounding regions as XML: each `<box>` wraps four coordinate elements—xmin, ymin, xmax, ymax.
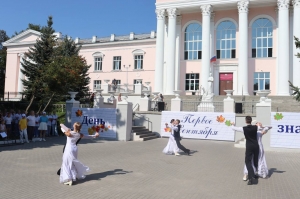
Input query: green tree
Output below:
<box><xmin>295</xmin><ymin>36</ymin><xmax>300</xmax><ymax>59</ymax></box>
<box><xmin>20</xmin><ymin>16</ymin><xmax>56</xmax><ymax>112</ymax></box>
<box><xmin>289</xmin><ymin>36</ymin><xmax>300</xmax><ymax>101</ymax></box>
<box><xmin>0</xmin><ymin>30</ymin><xmax>10</xmax><ymax>94</ymax></box>
<box><xmin>41</xmin><ymin>37</ymin><xmax>90</xmax><ymax>111</ymax></box>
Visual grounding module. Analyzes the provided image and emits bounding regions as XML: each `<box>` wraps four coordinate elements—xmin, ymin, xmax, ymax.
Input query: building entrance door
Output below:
<box><xmin>219</xmin><ymin>73</ymin><xmax>233</xmax><ymax>95</ymax></box>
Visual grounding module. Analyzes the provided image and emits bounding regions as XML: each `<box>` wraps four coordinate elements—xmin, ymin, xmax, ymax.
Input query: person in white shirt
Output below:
<box><xmin>34</xmin><ymin>113</ymin><xmax>40</xmax><ymax>139</ymax></box>
<box><xmin>27</xmin><ymin>111</ymin><xmax>36</xmax><ymax>141</ymax></box>
<box><xmin>4</xmin><ymin>112</ymin><xmax>12</xmax><ymax>139</ymax></box>
<box><xmin>51</xmin><ymin>112</ymin><xmax>58</xmax><ymax>136</ymax></box>
<box><xmin>47</xmin><ymin>114</ymin><xmax>53</xmax><ymax>136</ymax></box>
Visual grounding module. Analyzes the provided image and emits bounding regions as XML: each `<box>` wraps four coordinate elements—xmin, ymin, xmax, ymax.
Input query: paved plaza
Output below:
<box><xmin>0</xmin><ymin>137</ymin><xmax>299</xmax><ymax>199</ymax></box>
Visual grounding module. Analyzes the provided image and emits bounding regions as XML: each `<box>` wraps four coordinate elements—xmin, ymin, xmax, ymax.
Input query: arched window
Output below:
<box><xmin>216</xmin><ymin>20</ymin><xmax>236</xmax><ymax>59</ymax></box>
<box><xmin>251</xmin><ymin>18</ymin><xmax>273</xmax><ymax>58</ymax></box>
<box><xmin>184</xmin><ymin>23</ymin><xmax>202</xmax><ymax>60</ymax></box>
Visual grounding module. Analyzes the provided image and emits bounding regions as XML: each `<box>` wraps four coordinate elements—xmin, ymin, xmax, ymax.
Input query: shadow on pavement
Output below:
<box><xmin>268</xmin><ymin>168</ymin><xmax>286</xmax><ymax>178</ymax></box>
<box><xmin>76</xmin><ymin>169</ymin><xmax>133</xmax><ymax>185</ymax></box>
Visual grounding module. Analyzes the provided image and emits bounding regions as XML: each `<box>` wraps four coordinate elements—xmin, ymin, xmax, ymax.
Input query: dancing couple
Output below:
<box><xmin>231</xmin><ymin>116</ymin><xmax>271</xmax><ymax>185</ymax></box>
<box><xmin>163</xmin><ymin>119</ymin><xmax>190</xmax><ymax>156</ymax></box>
<box><xmin>59</xmin><ymin>122</ymin><xmax>99</xmax><ymax>186</ymax></box>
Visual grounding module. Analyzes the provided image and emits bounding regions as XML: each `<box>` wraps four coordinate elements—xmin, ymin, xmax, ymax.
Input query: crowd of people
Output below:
<box><xmin>0</xmin><ymin>109</ymin><xmax>59</xmax><ymax>143</ymax></box>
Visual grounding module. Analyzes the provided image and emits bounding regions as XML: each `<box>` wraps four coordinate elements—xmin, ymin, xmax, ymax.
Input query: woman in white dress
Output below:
<box><xmin>60</xmin><ymin>122</ymin><xmax>99</xmax><ymax>186</ymax></box>
<box><xmin>162</xmin><ymin>119</ymin><xmax>180</xmax><ymax>156</ymax></box>
<box><xmin>243</xmin><ymin>121</ymin><xmax>272</xmax><ymax>180</ymax></box>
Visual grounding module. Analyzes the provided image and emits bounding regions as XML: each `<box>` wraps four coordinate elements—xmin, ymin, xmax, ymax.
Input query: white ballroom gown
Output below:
<box><xmin>244</xmin><ymin>127</ymin><xmax>271</xmax><ymax>178</ymax></box>
<box><xmin>60</xmin><ymin>132</ymin><xmax>89</xmax><ymax>183</ymax></box>
<box><xmin>162</xmin><ymin>131</ymin><xmax>180</xmax><ymax>155</ymax></box>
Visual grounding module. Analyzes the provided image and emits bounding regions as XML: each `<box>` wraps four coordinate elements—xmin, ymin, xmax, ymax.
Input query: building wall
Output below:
<box><xmin>79</xmin><ymin>42</ymin><xmax>156</xmax><ymax>92</ymax></box>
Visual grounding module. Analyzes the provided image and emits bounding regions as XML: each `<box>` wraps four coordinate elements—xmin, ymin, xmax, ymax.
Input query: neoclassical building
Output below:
<box><xmin>155</xmin><ymin>0</ymin><xmax>300</xmax><ymax>96</ymax></box>
<box><xmin>2</xmin><ymin>0</ymin><xmax>300</xmax><ymax>99</ymax></box>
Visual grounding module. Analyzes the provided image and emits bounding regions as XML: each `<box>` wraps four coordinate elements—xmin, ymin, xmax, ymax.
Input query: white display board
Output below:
<box><xmin>271</xmin><ymin>112</ymin><xmax>300</xmax><ymax>148</ymax></box>
<box><xmin>71</xmin><ymin>108</ymin><xmax>117</xmax><ymax>139</ymax></box>
<box><xmin>160</xmin><ymin>111</ymin><xmax>236</xmax><ymax>141</ymax></box>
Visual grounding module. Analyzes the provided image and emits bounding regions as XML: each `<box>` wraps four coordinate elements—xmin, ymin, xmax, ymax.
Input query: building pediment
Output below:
<box><xmin>2</xmin><ymin>29</ymin><xmax>41</xmax><ymax>47</ymax></box>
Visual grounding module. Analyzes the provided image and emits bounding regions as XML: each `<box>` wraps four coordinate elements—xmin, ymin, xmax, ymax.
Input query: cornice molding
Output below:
<box><xmin>80</xmin><ymin>39</ymin><xmax>156</xmax><ymax>49</ymax></box>
<box><xmin>2</xmin><ymin>29</ymin><xmax>41</xmax><ymax>46</ymax></box>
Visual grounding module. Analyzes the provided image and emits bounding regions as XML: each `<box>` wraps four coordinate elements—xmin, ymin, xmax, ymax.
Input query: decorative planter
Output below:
<box><xmin>68</xmin><ymin>92</ymin><xmax>78</xmax><ymax>102</ymax></box>
<box><xmin>104</xmin><ymin>79</ymin><xmax>110</xmax><ymax>84</ymax></box>
<box><xmin>144</xmin><ymin>82</ymin><xmax>151</xmax><ymax>86</ymax></box>
<box><xmin>173</xmin><ymin>90</ymin><xmax>181</xmax><ymax>99</ymax></box>
<box><xmin>256</xmin><ymin>90</ymin><xmax>271</xmax><ymax>102</ymax></box>
<box><xmin>224</xmin><ymin>90</ymin><xmax>234</xmax><ymax>99</ymax></box>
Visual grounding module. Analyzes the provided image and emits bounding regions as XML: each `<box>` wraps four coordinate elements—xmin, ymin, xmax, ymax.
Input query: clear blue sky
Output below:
<box><xmin>0</xmin><ymin>0</ymin><xmax>157</xmax><ymax>39</ymax></box>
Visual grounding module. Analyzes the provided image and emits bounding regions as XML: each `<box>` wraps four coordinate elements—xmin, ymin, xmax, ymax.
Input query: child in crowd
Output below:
<box><xmin>19</xmin><ymin>114</ymin><xmax>29</xmax><ymax>143</ymax></box>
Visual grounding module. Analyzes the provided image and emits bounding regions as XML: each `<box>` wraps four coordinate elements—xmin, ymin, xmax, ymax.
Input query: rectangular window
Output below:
<box><xmin>94</xmin><ymin>57</ymin><xmax>102</xmax><ymax>71</ymax></box>
<box><xmin>113</xmin><ymin>56</ymin><xmax>121</xmax><ymax>70</ymax></box>
<box><xmin>253</xmin><ymin>72</ymin><xmax>270</xmax><ymax>93</ymax></box>
<box><xmin>93</xmin><ymin>80</ymin><xmax>101</xmax><ymax>90</ymax></box>
<box><xmin>134</xmin><ymin>55</ymin><xmax>143</xmax><ymax>69</ymax></box>
<box><xmin>185</xmin><ymin>73</ymin><xmax>200</xmax><ymax>91</ymax></box>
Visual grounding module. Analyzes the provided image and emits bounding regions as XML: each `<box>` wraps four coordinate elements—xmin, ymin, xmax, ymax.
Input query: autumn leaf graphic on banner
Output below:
<box><xmin>75</xmin><ymin>109</ymin><xmax>83</xmax><ymax>117</ymax></box>
<box><xmin>225</xmin><ymin>120</ymin><xmax>231</xmax><ymax>126</ymax></box>
<box><xmin>216</xmin><ymin>115</ymin><xmax>225</xmax><ymax>123</ymax></box>
<box><xmin>274</xmin><ymin>113</ymin><xmax>284</xmax><ymax>121</ymax></box>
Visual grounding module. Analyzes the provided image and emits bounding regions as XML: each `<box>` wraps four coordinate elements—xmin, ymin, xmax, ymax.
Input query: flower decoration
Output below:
<box><xmin>274</xmin><ymin>113</ymin><xmax>284</xmax><ymax>121</ymax></box>
<box><xmin>88</xmin><ymin>123</ymin><xmax>110</xmax><ymax>135</ymax></box>
<box><xmin>164</xmin><ymin>127</ymin><xmax>171</xmax><ymax>132</ymax></box>
<box><xmin>75</xmin><ymin>109</ymin><xmax>83</xmax><ymax>117</ymax></box>
<box><xmin>216</xmin><ymin>115</ymin><xmax>225</xmax><ymax>123</ymax></box>
<box><xmin>225</xmin><ymin>120</ymin><xmax>231</xmax><ymax>126</ymax></box>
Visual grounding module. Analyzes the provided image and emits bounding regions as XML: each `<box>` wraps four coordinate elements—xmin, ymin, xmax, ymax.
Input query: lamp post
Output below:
<box><xmin>123</xmin><ymin>64</ymin><xmax>131</xmax><ymax>92</ymax></box>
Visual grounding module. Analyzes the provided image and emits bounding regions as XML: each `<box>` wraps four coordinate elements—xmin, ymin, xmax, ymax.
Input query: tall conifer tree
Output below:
<box><xmin>20</xmin><ymin>16</ymin><xmax>56</xmax><ymax>112</ymax></box>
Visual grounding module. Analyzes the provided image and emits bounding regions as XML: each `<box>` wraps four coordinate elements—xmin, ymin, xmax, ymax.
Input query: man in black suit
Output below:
<box><xmin>231</xmin><ymin>116</ymin><xmax>259</xmax><ymax>185</ymax></box>
<box><xmin>172</xmin><ymin>119</ymin><xmax>190</xmax><ymax>155</ymax></box>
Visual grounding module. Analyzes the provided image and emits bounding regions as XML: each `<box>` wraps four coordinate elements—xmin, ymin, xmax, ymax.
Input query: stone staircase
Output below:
<box><xmin>131</xmin><ymin>126</ymin><xmax>159</xmax><ymax>141</ymax></box>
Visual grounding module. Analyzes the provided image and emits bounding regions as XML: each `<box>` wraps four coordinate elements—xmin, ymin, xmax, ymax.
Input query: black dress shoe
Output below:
<box><xmin>247</xmin><ymin>177</ymin><xmax>254</xmax><ymax>185</ymax></box>
<box><xmin>186</xmin><ymin>149</ymin><xmax>190</xmax><ymax>156</ymax></box>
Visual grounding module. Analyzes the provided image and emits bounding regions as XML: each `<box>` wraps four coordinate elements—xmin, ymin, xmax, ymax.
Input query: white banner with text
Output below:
<box><xmin>161</xmin><ymin>111</ymin><xmax>236</xmax><ymax>141</ymax></box>
<box><xmin>271</xmin><ymin>112</ymin><xmax>300</xmax><ymax>148</ymax></box>
<box><xmin>71</xmin><ymin>108</ymin><xmax>117</xmax><ymax>139</ymax></box>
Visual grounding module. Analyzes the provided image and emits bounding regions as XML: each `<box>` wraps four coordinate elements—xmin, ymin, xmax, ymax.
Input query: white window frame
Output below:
<box><xmin>184</xmin><ymin>23</ymin><xmax>202</xmax><ymax>60</ymax></box>
<box><xmin>253</xmin><ymin>72</ymin><xmax>270</xmax><ymax>91</ymax></box>
<box><xmin>216</xmin><ymin>20</ymin><xmax>236</xmax><ymax>59</ymax></box>
<box><xmin>134</xmin><ymin>55</ymin><xmax>143</xmax><ymax>69</ymax></box>
<box><xmin>94</xmin><ymin>57</ymin><xmax>102</xmax><ymax>71</ymax></box>
<box><xmin>113</xmin><ymin>56</ymin><xmax>121</xmax><ymax>70</ymax></box>
<box><xmin>185</xmin><ymin>73</ymin><xmax>200</xmax><ymax>91</ymax></box>
<box><xmin>251</xmin><ymin>18</ymin><xmax>273</xmax><ymax>58</ymax></box>
<box><xmin>92</xmin><ymin>52</ymin><xmax>104</xmax><ymax>71</ymax></box>
<box><xmin>93</xmin><ymin>80</ymin><xmax>101</xmax><ymax>90</ymax></box>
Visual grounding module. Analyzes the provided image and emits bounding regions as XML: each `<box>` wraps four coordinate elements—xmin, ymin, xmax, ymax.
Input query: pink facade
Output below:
<box><xmin>2</xmin><ymin>0</ymin><xmax>300</xmax><ymax>99</ymax></box>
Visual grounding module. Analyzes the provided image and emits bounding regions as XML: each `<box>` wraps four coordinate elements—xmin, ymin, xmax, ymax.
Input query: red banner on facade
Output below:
<box><xmin>219</xmin><ymin>73</ymin><xmax>233</xmax><ymax>81</ymax></box>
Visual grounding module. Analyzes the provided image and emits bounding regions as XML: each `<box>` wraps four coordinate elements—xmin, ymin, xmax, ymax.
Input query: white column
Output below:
<box><xmin>237</xmin><ymin>1</ymin><xmax>249</xmax><ymax>95</ymax></box>
<box><xmin>200</xmin><ymin>5</ymin><xmax>212</xmax><ymax>92</ymax></box>
<box><xmin>175</xmin><ymin>16</ymin><xmax>182</xmax><ymax>91</ymax></box>
<box><xmin>277</xmin><ymin>0</ymin><xmax>290</xmax><ymax>95</ymax></box>
<box><xmin>165</xmin><ymin>8</ymin><xmax>177</xmax><ymax>95</ymax></box>
<box><xmin>154</xmin><ymin>9</ymin><xmax>165</xmax><ymax>93</ymax></box>
<box><xmin>210</xmin><ymin>13</ymin><xmax>215</xmax><ymax>94</ymax></box>
<box><xmin>17</xmin><ymin>53</ymin><xmax>24</xmax><ymax>93</ymax></box>
<box><xmin>293</xmin><ymin>0</ymin><xmax>300</xmax><ymax>88</ymax></box>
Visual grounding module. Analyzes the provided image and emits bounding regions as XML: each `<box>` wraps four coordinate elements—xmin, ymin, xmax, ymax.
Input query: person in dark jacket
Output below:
<box><xmin>172</xmin><ymin>119</ymin><xmax>190</xmax><ymax>155</ymax></box>
<box><xmin>231</xmin><ymin>116</ymin><xmax>259</xmax><ymax>185</ymax></box>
